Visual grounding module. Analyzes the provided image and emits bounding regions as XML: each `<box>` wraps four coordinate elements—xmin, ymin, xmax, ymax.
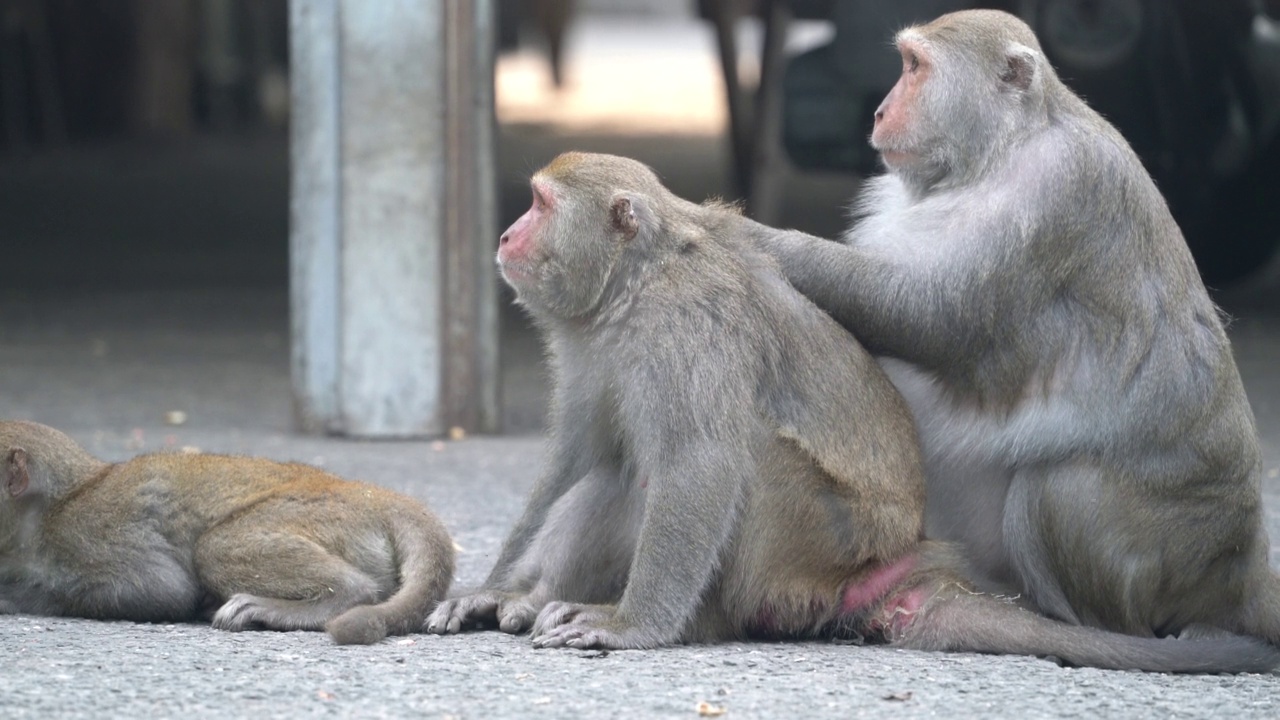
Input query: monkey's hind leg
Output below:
<box><xmin>196</xmin><ymin>521</ymin><xmax>385</xmax><ymax>636</ymax></box>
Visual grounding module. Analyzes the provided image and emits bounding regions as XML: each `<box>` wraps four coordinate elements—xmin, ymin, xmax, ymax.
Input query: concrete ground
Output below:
<box><xmin>3</xmin><ymin>15</ymin><xmax>1280</xmax><ymax>720</ymax></box>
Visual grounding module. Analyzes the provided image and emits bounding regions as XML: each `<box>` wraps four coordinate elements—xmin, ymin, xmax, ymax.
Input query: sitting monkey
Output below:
<box><xmin>0</xmin><ymin>420</ymin><xmax>454</xmax><ymax>644</ymax></box>
<box><xmin>426</xmin><ymin>152</ymin><xmax>1277</xmax><ymax>673</ymax></box>
<box><xmin>759</xmin><ymin>9</ymin><xmax>1280</xmax><ymax>651</ymax></box>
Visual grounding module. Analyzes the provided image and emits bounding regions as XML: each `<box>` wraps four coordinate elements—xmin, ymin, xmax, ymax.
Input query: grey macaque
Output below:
<box><xmin>0</xmin><ymin>420</ymin><xmax>455</xmax><ymax>644</ymax></box>
<box><xmin>425</xmin><ymin>151</ymin><xmax>1277</xmax><ymax>673</ymax></box>
<box><xmin>760</xmin><ymin>10</ymin><xmax>1280</xmax><ymax>648</ymax></box>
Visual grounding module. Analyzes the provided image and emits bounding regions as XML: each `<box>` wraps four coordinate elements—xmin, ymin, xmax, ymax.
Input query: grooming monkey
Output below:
<box><xmin>760</xmin><ymin>10</ymin><xmax>1280</xmax><ymax>646</ymax></box>
<box><xmin>426</xmin><ymin>151</ymin><xmax>1278</xmax><ymax>672</ymax></box>
<box><xmin>0</xmin><ymin>421</ymin><xmax>454</xmax><ymax>644</ymax></box>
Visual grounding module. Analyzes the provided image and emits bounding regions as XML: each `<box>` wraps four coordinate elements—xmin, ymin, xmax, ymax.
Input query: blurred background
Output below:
<box><xmin>1</xmin><ymin>0</ymin><xmax>1279</xmax><ymax>442</ymax></box>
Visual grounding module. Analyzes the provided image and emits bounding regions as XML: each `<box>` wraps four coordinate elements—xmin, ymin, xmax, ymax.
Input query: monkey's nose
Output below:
<box><xmin>499</xmin><ymin>233</ymin><xmax>509</xmax><ymax>247</ymax></box>
<box><xmin>874</xmin><ymin>109</ymin><xmax>884</xmax><ymax>122</ymax></box>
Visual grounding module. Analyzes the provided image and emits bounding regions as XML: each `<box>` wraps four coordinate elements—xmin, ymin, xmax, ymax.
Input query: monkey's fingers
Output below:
<box><xmin>530</xmin><ymin>602</ymin><xmax>621</xmax><ymax>648</ymax></box>
<box><xmin>423</xmin><ymin>601</ymin><xmax>457</xmax><ymax>633</ymax></box>
<box><xmin>564</xmin><ymin>630</ymin><xmax>622</xmax><ymax>650</ymax></box>
<box><xmin>530</xmin><ymin>600</ymin><xmax>589</xmax><ymax>635</ymax></box>
<box><xmin>424</xmin><ymin>603</ymin><xmax>469</xmax><ymax>634</ymax></box>
<box><xmin>532</xmin><ymin>626</ymin><xmax>593</xmax><ymax>648</ymax></box>
<box><xmin>532</xmin><ymin>620</ymin><xmax>649</xmax><ymax>650</ymax></box>
<box><xmin>212</xmin><ymin>594</ymin><xmax>265</xmax><ymax>631</ymax></box>
<box><xmin>424</xmin><ymin>592</ymin><xmax>501</xmax><ymax>634</ymax></box>
<box><xmin>496</xmin><ymin>598</ymin><xmax>540</xmax><ymax>634</ymax></box>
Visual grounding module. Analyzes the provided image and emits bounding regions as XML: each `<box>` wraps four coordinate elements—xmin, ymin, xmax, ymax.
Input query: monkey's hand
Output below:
<box><xmin>530</xmin><ymin>602</ymin><xmax>666</xmax><ymax>650</ymax></box>
<box><xmin>425</xmin><ymin>590</ymin><xmax>545</xmax><ymax>635</ymax></box>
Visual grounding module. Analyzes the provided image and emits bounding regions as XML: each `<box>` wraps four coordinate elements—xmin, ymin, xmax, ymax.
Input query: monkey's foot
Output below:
<box><xmin>531</xmin><ymin>602</ymin><xmax>660</xmax><ymax>649</ymax></box>
<box><xmin>426</xmin><ymin>590</ymin><xmax>543</xmax><ymax>635</ymax></box>
<box><xmin>211</xmin><ymin>593</ymin><xmax>331</xmax><ymax>632</ymax></box>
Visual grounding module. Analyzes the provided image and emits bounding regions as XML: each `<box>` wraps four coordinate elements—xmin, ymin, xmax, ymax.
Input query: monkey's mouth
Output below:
<box><xmin>878</xmin><ymin>149</ymin><xmax>911</xmax><ymax>167</ymax></box>
<box><xmin>498</xmin><ymin>261</ymin><xmax>536</xmax><ymax>286</ymax></box>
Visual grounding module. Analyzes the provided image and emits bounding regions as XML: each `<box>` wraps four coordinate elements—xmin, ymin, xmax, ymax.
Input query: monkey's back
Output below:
<box><xmin>613</xmin><ymin>214</ymin><xmax>927</xmax><ymax>637</ymax></box>
<box><xmin>59</xmin><ymin>452</ymin><xmax>423</xmax><ymax>533</ymax></box>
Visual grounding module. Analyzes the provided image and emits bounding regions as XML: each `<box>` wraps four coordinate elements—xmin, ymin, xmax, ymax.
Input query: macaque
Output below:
<box><xmin>759</xmin><ymin>10</ymin><xmax>1280</xmax><ymax>648</ymax></box>
<box><xmin>426</xmin><ymin>151</ymin><xmax>1279</xmax><ymax>672</ymax></box>
<box><xmin>0</xmin><ymin>421</ymin><xmax>454</xmax><ymax>645</ymax></box>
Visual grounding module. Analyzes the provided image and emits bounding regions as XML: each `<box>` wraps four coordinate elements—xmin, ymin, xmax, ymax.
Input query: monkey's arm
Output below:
<box><xmin>755</xmin><ymin>224</ymin><xmax>1046</xmax><ymax>366</ymax></box>
<box><xmin>480</xmin><ymin>368</ymin><xmax>613</xmax><ymax>589</ymax></box>
<box><xmin>531</xmin><ymin>445</ymin><xmax>750</xmax><ymax>649</ymax></box>
<box><xmin>426</xmin><ymin>388</ymin><xmax>601</xmax><ymax>635</ymax></box>
<box><xmin>481</xmin><ymin>437</ymin><xmax>592</xmax><ymax>590</ymax></box>
<box><xmin>531</xmin><ymin>346</ymin><xmax>755</xmax><ymax>649</ymax></box>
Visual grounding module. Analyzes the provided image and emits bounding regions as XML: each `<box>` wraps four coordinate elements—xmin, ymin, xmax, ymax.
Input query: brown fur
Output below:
<box><xmin>0</xmin><ymin>420</ymin><xmax>455</xmax><ymax>644</ymax></box>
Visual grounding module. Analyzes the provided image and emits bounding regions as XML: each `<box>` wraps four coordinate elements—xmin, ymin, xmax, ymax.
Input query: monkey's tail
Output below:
<box><xmin>325</xmin><ymin>510</ymin><xmax>457</xmax><ymax>645</ymax></box>
<box><xmin>901</xmin><ymin>588</ymin><xmax>1280</xmax><ymax>674</ymax></box>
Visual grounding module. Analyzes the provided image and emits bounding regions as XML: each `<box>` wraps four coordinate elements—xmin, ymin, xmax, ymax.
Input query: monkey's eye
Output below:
<box><xmin>908</xmin><ymin>53</ymin><xmax>920</xmax><ymax>73</ymax></box>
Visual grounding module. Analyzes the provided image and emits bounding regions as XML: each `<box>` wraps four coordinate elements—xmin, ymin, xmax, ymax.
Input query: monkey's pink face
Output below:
<box><xmin>871</xmin><ymin>38</ymin><xmax>930</xmax><ymax>167</ymax></box>
<box><xmin>498</xmin><ymin>181</ymin><xmax>554</xmax><ymax>289</ymax></box>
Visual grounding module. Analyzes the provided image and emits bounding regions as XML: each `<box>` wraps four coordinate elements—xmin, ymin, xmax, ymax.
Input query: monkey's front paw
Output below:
<box><xmin>530</xmin><ymin>602</ymin><xmax>662</xmax><ymax>650</ymax></box>
<box><xmin>426</xmin><ymin>590</ymin><xmax>543</xmax><ymax>635</ymax></box>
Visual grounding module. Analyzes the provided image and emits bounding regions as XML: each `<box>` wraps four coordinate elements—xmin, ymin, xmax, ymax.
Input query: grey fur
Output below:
<box><xmin>759</xmin><ymin>9</ymin><xmax>1280</xmax><ymax>648</ymax></box>
<box><xmin>426</xmin><ymin>151</ymin><xmax>1280</xmax><ymax>672</ymax></box>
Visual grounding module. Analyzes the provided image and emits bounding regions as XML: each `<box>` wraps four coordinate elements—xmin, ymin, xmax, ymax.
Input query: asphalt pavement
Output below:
<box><xmin>0</xmin><ymin>427</ymin><xmax>1278</xmax><ymax>720</ymax></box>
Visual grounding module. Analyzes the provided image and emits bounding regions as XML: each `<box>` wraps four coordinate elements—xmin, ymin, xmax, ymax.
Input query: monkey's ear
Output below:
<box><xmin>5</xmin><ymin>448</ymin><xmax>29</xmax><ymax>497</ymax></box>
<box><xmin>610</xmin><ymin>195</ymin><xmax>639</xmax><ymax>241</ymax></box>
<box><xmin>1000</xmin><ymin>44</ymin><xmax>1037</xmax><ymax>92</ymax></box>
<box><xmin>610</xmin><ymin>194</ymin><xmax>644</xmax><ymax>241</ymax></box>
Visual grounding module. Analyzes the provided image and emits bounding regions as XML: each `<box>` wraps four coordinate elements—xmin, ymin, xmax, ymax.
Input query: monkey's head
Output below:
<box><xmin>0</xmin><ymin>421</ymin><xmax>95</xmax><ymax>516</ymax></box>
<box><xmin>871</xmin><ymin>9</ymin><xmax>1053</xmax><ymax>188</ymax></box>
<box><xmin>498</xmin><ymin>152</ymin><xmax>667</xmax><ymax>320</ymax></box>
<box><xmin>0</xmin><ymin>422</ymin><xmax>46</xmax><ymax>504</ymax></box>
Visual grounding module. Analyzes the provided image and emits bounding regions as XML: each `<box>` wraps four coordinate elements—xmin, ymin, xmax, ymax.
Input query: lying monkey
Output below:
<box><xmin>426</xmin><ymin>151</ymin><xmax>1278</xmax><ymax>674</ymax></box>
<box><xmin>0</xmin><ymin>420</ymin><xmax>454</xmax><ymax>644</ymax></box>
